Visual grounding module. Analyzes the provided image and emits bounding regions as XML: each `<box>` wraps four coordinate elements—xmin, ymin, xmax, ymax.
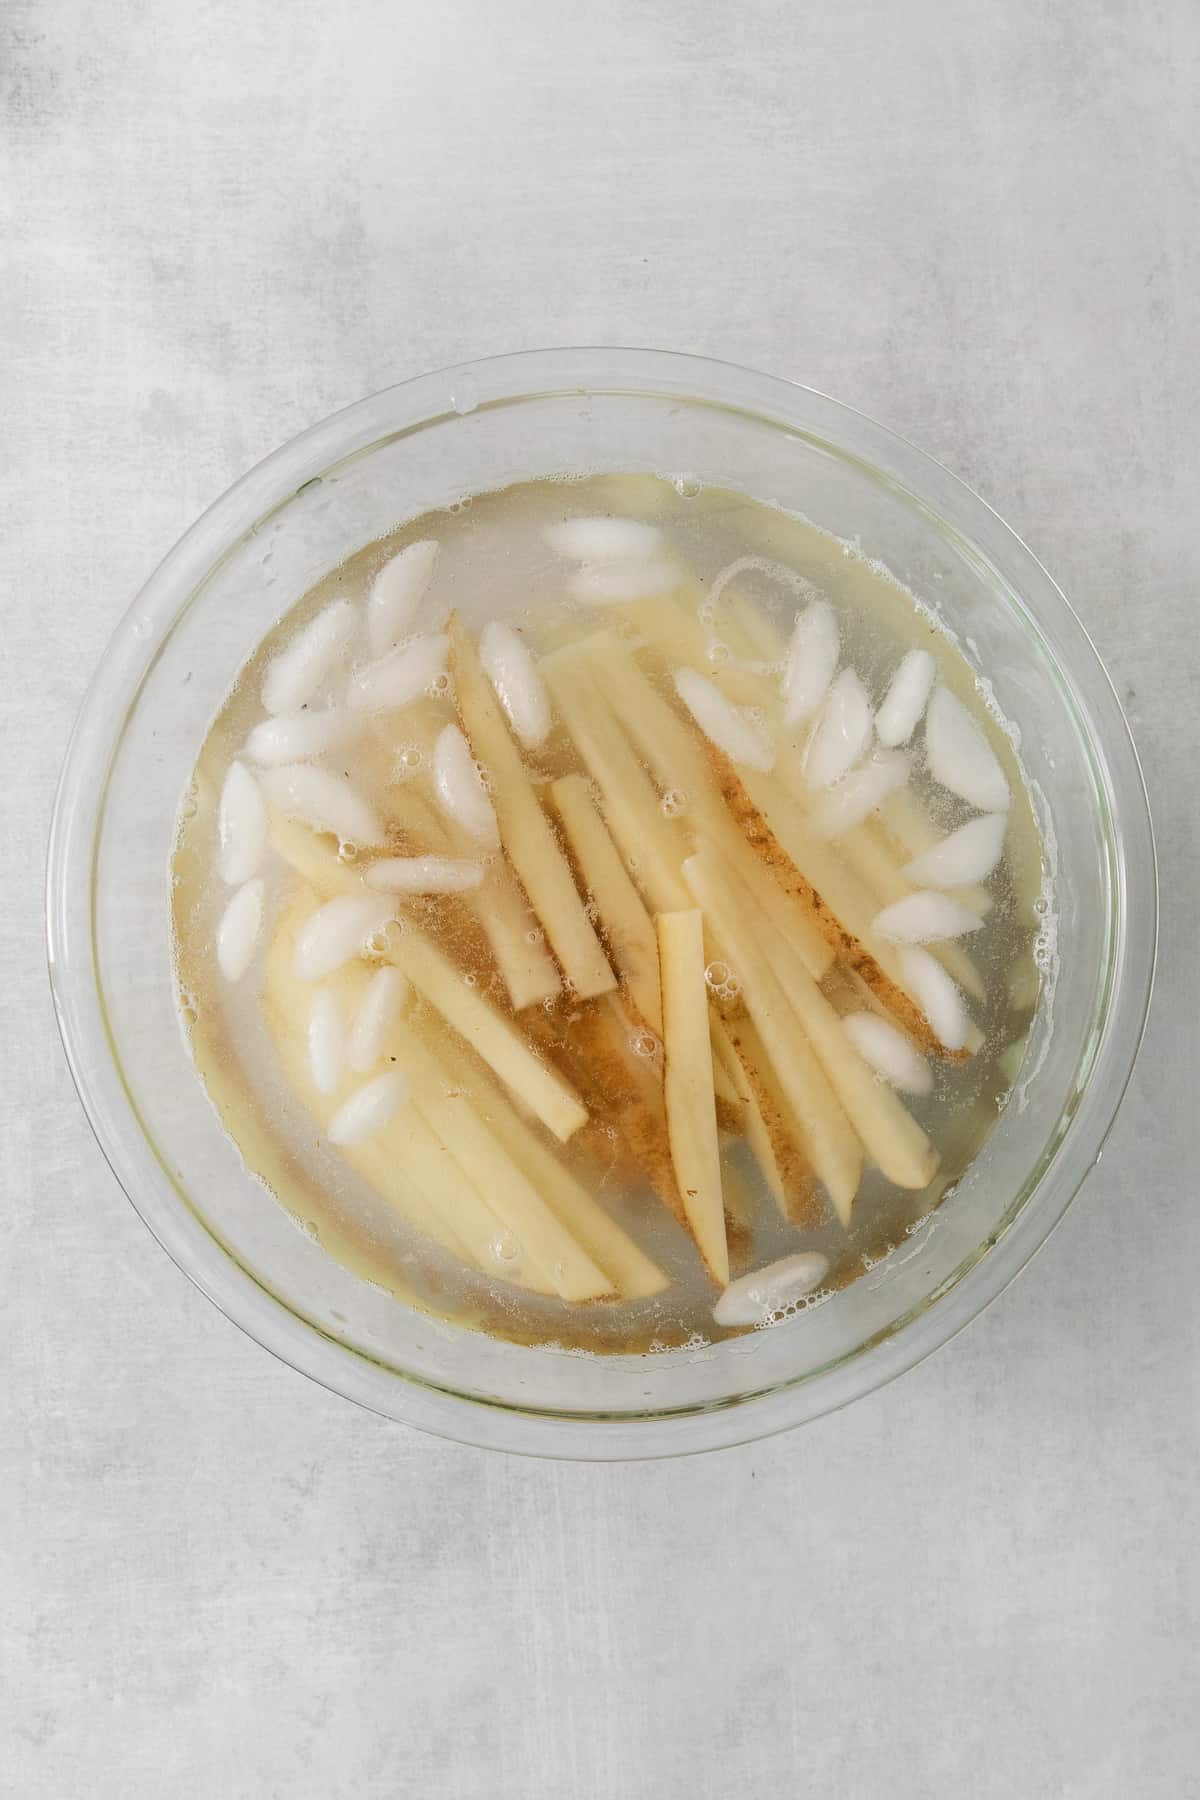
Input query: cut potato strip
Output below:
<box><xmin>261</xmin><ymin>890</ymin><xmax>540</xmax><ymax>1285</ymax></box>
<box><xmin>708</xmin><ymin>752</ymin><xmax>961</xmax><ymax>1056</ymax></box>
<box><xmin>710</xmin><ymin>1039</ymin><xmax>746</xmax><ymax>1135</ymax></box>
<box><xmin>449</xmin><ymin>617</ymin><xmax>615</xmax><ymax>999</ymax></box>
<box><xmin>389</xmin><ymin>1017</ymin><xmax>614</xmax><ymax>1302</ymax></box>
<box><xmin>657</xmin><ymin>911</ymin><xmax>730</xmax><ymax>1287</ymax></box>
<box><xmin>382</xmin><ymin>918</ymin><xmax>587</xmax><ymax>1142</ymax></box>
<box><xmin>434</xmin><ymin>1033</ymin><xmax>669</xmax><ymax>1300</ymax></box>
<box><xmin>541</xmin><ymin>648</ymin><xmax>692</xmax><ymax>913</ymax></box>
<box><xmin>723</xmin><ymin>861</ymin><xmax>940</xmax><ymax>1191</ymax></box>
<box><xmin>581</xmin><ymin>631</ymin><xmax>832</xmax><ymax>980</ymax></box>
<box><xmin>550</xmin><ymin>773</ymin><xmax>663</xmax><ymax>1032</ymax></box>
<box><xmin>715</xmin><ymin>1016</ymin><xmax>817</xmax><ymax>1227</ymax></box>
<box><xmin>683</xmin><ymin>850</ymin><xmax>864</xmax><ymax>1225</ymax></box>
<box><xmin>270</xmin><ymin>807</ymin><xmax>581</xmax><ymax>1134</ymax></box>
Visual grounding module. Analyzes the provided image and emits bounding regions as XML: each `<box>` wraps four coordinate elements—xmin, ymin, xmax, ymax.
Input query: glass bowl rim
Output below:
<box><xmin>45</xmin><ymin>346</ymin><xmax>1157</xmax><ymax>1460</ymax></box>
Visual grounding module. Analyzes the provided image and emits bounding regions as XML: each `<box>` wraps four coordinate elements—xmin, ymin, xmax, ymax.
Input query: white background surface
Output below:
<box><xmin>4</xmin><ymin>3</ymin><xmax>1198</xmax><ymax>1794</ymax></box>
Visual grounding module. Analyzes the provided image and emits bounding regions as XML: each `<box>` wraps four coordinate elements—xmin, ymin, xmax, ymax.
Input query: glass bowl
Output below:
<box><xmin>46</xmin><ymin>348</ymin><xmax>1156</xmax><ymax>1458</ymax></box>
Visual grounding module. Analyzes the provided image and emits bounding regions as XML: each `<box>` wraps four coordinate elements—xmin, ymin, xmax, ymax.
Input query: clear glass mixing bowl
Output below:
<box><xmin>46</xmin><ymin>349</ymin><xmax>1156</xmax><ymax>1458</ymax></box>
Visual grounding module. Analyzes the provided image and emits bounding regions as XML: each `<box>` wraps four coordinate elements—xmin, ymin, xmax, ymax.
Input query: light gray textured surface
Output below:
<box><xmin>4</xmin><ymin>2</ymin><xmax>1198</xmax><ymax>1794</ymax></box>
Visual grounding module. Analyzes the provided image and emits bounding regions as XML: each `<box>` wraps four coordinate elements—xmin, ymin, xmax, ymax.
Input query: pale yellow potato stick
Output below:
<box><xmin>382</xmin><ymin>917</ymin><xmax>588</xmax><ymax>1142</ymax></box>
<box><xmin>722</xmin><ymin>860</ymin><xmax>941</xmax><ymax>1191</ymax></box>
<box><xmin>268</xmin><ymin>808</ymin><xmax>584</xmax><ymax>1128</ymax></box>
<box><xmin>709</xmin><ymin>752</ymin><xmax>969</xmax><ymax>1058</ymax></box>
<box><xmin>448</xmin><ymin>617</ymin><xmax>615</xmax><ymax>1000</ymax></box>
<box><xmin>683</xmin><ymin>850</ymin><xmax>864</xmax><ymax>1225</ymax></box>
<box><xmin>540</xmin><ymin>648</ymin><xmax>692</xmax><ymax>913</ymax></box>
<box><xmin>434</xmin><ymin>1032</ymin><xmax>670</xmax><ymax>1301</ymax></box>
<box><xmin>549</xmin><ymin>773</ymin><xmax>663</xmax><ymax>1031</ymax></box>
<box><xmin>262</xmin><ymin>888</ymin><xmax>558</xmax><ymax>1292</ymax></box>
<box><xmin>656</xmin><ymin>910</ymin><xmax>730</xmax><ymax>1287</ymax></box>
<box><xmin>389</xmin><ymin>1015</ymin><xmax>614</xmax><ymax>1303</ymax></box>
<box><xmin>581</xmin><ymin>629</ymin><xmax>832</xmax><ymax>979</ymax></box>
<box><xmin>711</xmin><ymin>1016</ymin><xmax>796</xmax><ymax>1222</ymax></box>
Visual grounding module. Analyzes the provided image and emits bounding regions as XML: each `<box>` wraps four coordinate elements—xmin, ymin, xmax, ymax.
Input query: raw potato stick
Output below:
<box><xmin>718</xmin><ymin>1018</ymin><xmax>820</xmax><ymax>1228</ymax></box>
<box><xmin>722</xmin><ymin>860</ymin><xmax>941</xmax><ymax>1191</ymax></box>
<box><xmin>382</xmin><ymin>918</ymin><xmax>588</xmax><ymax>1142</ymax></box>
<box><xmin>262</xmin><ymin>889</ymin><xmax>559</xmax><ymax>1291</ymax></box>
<box><xmin>448</xmin><ymin>617</ymin><xmax>615</xmax><ymax>999</ymax></box>
<box><xmin>541</xmin><ymin>649</ymin><xmax>693</xmax><ymax>913</ymax></box>
<box><xmin>683</xmin><ymin>850</ymin><xmax>865</xmax><ymax>1225</ymax></box>
<box><xmin>550</xmin><ymin>773</ymin><xmax>663</xmax><ymax>1031</ymax></box>
<box><xmin>657</xmin><ymin>910</ymin><xmax>730</xmax><ymax>1287</ymax></box>
<box><xmin>581</xmin><ymin>630</ymin><xmax>833</xmax><ymax>980</ymax></box>
<box><xmin>709</xmin><ymin>751</ymin><xmax>967</xmax><ymax>1057</ymax></box>
<box><xmin>389</xmin><ymin>1016</ymin><xmax>615</xmax><ymax>1302</ymax></box>
<box><xmin>434</xmin><ymin>1032</ymin><xmax>670</xmax><ymax>1301</ymax></box>
<box><xmin>268</xmin><ymin>810</ymin><xmax>587</xmax><ymax>1137</ymax></box>
<box><xmin>361</xmin><ymin>715</ymin><xmax>562</xmax><ymax>1009</ymax></box>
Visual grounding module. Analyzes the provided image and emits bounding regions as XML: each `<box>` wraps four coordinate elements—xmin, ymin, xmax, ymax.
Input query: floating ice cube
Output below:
<box><xmin>217</xmin><ymin>761</ymin><xmax>266</xmax><ymax>885</ymax></box>
<box><xmin>782</xmin><ymin>599</ymin><xmax>840</xmax><ymax>726</ymax></box>
<box><xmin>568</xmin><ymin>559</ymin><xmax>682</xmax><ymax>603</ymax></box>
<box><xmin>262</xmin><ymin>600</ymin><xmax>357</xmax><ymax>715</ymax></box>
<box><xmin>346</xmin><ymin>966</ymin><xmax>408</xmax><ymax>1073</ymax></box>
<box><xmin>897</xmin><ymin>946</ymin><xmax>969</xmax><ymax>1052</ymax></box>
<box><xmin>712</xmin><ymin>1252</ymin><xmax>831</xmax><ymax>1328</ymax></box>
<box><xmin>328</xmin><ymin>1071</ymin><xmax>410</xmax><ymax>1146</ymax></box>
<box><xmin>480</xmin><ymin>621</ymin><xmax>551</xmax><ymax>749</ymax></box>
<box><xmin>432</xmin><ymin>723</ymin><xmax>500</xmax><ymax>847</ymax></box>
<box><xmin>307</xmin><ymin>989</ymin><xmax>344</xmax><ymax>1095</ymax></box>
<box><xmin>367</xmin><ymin>540</ymin><xmax>439</xmax><ymax>657</ymax></box>
<box><xmin>842</xmin><ymin>1011</ymin><xmax>933</xmax><ymax>1096</ymax></box>
<box><xmin>875</xmin><ymin>649</ymin><xmax>935</xmax><ymax>747</ymax></box>
<box><xmin>346</xmin><ymin>632</ymin><xmax>450</xmax><ymax>713</ymax></box>
<box><xmin>261</xmin><ymin>764</ymin><xmax>386</xmax><ymax>847</ymax></box>
<box><xmin>873</xmin><ymin>891</ymin><xmax>985</xmax><ymax>942</ymax></box>
<box><xmin>243</xmin><ymin>708</ymin><xmax>358</xmax><ymax>768</ymax></box>
<box><xmin>803</xmin><ymin>668</ymin><xmax>873</xmax><ymax>789</ymax></box>
<box><xmin>903</xmin><ymin>812</ymin><xmax>1007</xmax><ymax>887</ymax></box>
<box><xmin>292</xmin><ymin>895</ymin><xmax>397</xmax><ymax>982</ymax></box>
<box><xmin>810</xmin><ymin>750</ymin><xmax>911</xmax><ymax>838</ymax></box>
<box><xmin>216</xmin><ymin>878</ymin><xmax>265</xmax><ymax>983</ymax></box>
<box><xmin>673</xmin><ymin>667</ymin><xmax>775</xmax><ymax>772</ymax></box>
<box><xmin>545</xmin><ymin>517</ymin><xmax>663</xmax><ymax>561</ymax></box>
<box><xmin>925</xmin><ymin>686</ymin><xmax>1010</xmax><ymax>811</ymax></box>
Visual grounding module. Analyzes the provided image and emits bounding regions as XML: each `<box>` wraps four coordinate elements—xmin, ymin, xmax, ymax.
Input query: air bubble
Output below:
<box><xmin>704</xmin><ymin>960</ymin><xmax>732</xmax><ymax>989</ymax></box>
<box><xmin>699</xmin><ymin>601</ymin><xmax>716</xmax><ymax>626</ymax></box>
<box><xmin>1034</xmin><ymin>897</ymin><xmax>1048</xmax><ymax>917</ymax></box>
<box><xmin>463</xmin><ymin>972</ymin><xmax>478</xmax><ymax>987</ymax></box>
<box><xmin>180</xmin><ymin>783</ymin><xmax>198</xmax><ymax>821</ymax></box>
<box><xmin>525</xmin><ymin>928</ymin><xmax>544</xmax><ymax>946</ymax></box>
<box><xmin>394</xmin><ymin>744</ymin><xmax>424</xmax><ymax>780</ymax></box>
<box><xmin>630</xmin><ymin>1030</ymin><xmax>659</xmax><ymax>1059</ymax></box>
<box><xmin>337</xmin><ymin>840</ymin><xmax>359</xmax><ymax>864</ymax></box>
<box><xmin>674</xmin><ymin>474</ymin><xmax>701</xmax><ymax>498</ymax></box>
<box><xmin>661</xmin><ymin>788</ymin><xmax>688</xmax><ymax>818</ymax></box>
<box><xmin>447</xmin><ymin>497</ymin><xmax>472</xmax><ymax>515</ymax></box>
<box><xmin>364</xmin><ymin>929</ymin><xmax>389</xmax><ymax>957</ymax></box>
<box><xmin>708</xmin><ymin>640</ymin><xmax>731</xmax><ymax>666</ymax></box>
<box><xmin>491</xmin><ymin>1232</ymin><xmax>520</xmax><ymax>1263</ymax></box>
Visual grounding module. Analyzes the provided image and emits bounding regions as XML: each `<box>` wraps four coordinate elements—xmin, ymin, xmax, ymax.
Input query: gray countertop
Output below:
<box><xmin>5</xmin><ymin>3</ymin><xmax>1198</xmax><ymax>1794</ymax></box>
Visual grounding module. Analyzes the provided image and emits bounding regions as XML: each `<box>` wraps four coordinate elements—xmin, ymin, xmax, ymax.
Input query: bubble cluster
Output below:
<box><xmin>180</xmin><ymin>783</ymin><xmax>199</xmax><ymax>821</ymax></box>
<box><xmin>426</xmin><ymin>672</ymin><xmax>452</xmax><ymax>698</ymax></box>
<box><xmin>660</xmin><ymin>788</ymin><xmax>688</xmax><ymax>818</ymax></box>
